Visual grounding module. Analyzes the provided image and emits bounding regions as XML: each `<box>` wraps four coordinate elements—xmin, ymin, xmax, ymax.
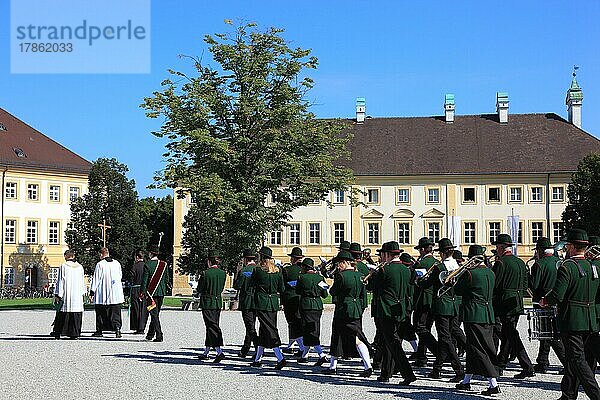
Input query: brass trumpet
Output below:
<box><xmin>362</xmin><ymin>261</ymin><xmax>389</xmax><ymax>284</ymax></box>
<box><xmin>437</xmin><ymin>255</ymin><xmax>485</xmax><ymax>297</ymax></box>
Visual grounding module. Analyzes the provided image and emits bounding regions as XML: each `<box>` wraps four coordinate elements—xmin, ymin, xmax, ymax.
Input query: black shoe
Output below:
<box><xmin>322</xmin><ymin>368</ymin><xmax>337</xmax><ymax>375</ymax></box>
<box><xmin>513</xmin><ymin>370</ymin><xmax>535</xmax><ymax>379</ymax></box>
<box><xmin>153</xmin><ymin>337</ymin><xmax>163</xmax><ymax>342</ymax></box>
<box><xmin>376</xmin><ymin>376</ymin><xmax>389</xmax><ymax>382</ymax></box>
<box><xmin>92</xmin><ymin>331</ymin><xmax>103</xmax><ymax>338</ymax></box>
<box><xmin>497</xmin><ymin>368</ymin><xmax>503</xmax><ymax>376</ymax></box>
<box><xmin>481</xmin><ymin>386</ymin><xmax>501</xmax><ymax>396</ymax></box>
<box><xmin>449</xmin><ymin>373</ymin><xmax>465</xmax><ymax>383</ymax></box>
<box><xmin>372</xmin><ymin>362</ymin><xmax>381</xmax><ymax>370</ymax></box>
<box><xmin>145</xmin><ymin>336</ymin><xmax>154</xmax><ymax>341</ymax></box>
<box><xmin>115</xmin><ymin>331</ymin><xmax>122</xmax><ymax>338</ymax></box>
<box><xmin>534</xmin><ymin>364</ymin><xmax>548</xmax><ymax>373</ymax></box>
<box><xmin>412</xmin><ymin>359</ymin><xmax>427</xmax><ymax>368</ymax></box>
<box><xmin>360</xmin><ymin>368</ymin><xmax>373</xmax><ymax>378</ymax></box>
<box><xmin>455</xmin><ymin>382</ymin><xmax>471</xmax><ymax>391</ymax></box>
<box><xmin>251</xmin><ymin>361</ymin><xmax>262</xmax><ymax>367</ymax></box>
<box><xmin>408</xmin><ymin>353</ymin><xmax>418</xmax><ymax>360</ymax></box>
<box><xmin>282</xmin><ymin>348</ymin><xmax>294</xmax><ymax>354</ymax></box>
<box><xmin>297</xmin><ymin>357</ymin><xmax>310</xmax><ymax>364</ymax></box>
<box><xmin>293</xmin><ymin>350</ymin><xmax>304</xmax><ymax>358</ymax></box>
<box><xmin>213</xmin><ymin>353</ymin><xmax>225</xmax><ymax>363</ymax></box>
<box><xmin>398</xmin><ymin>376</ymin><xmax>417</xmax><ymax>386</ymax></box>
<box><xmin>314</xmin><ymin>356</ymin><xmax>327</xmax><ymax>367</ymax></box>
<box><xmin>428</xmin><ymin>369</ymin><xmax>441</xmax><ymax>379</ymax></box>
<box><xmin>275</xmin><ymin>359</ymin><xmax>287</xmax><ymax>370</ymax></box>
<box><xmin>133</xmin><ymin>330</ymin><xmax>145</xmax><ymax>334</ymax></box>
<box><xmin>239</xmin><ymin>347</ymin><xmax>249</xmax><ymax>358</ymax></box>
<box><xmin>197</xmin><ymin>354</ymin><xmax>208</xmax><ymax>360</ymax></box>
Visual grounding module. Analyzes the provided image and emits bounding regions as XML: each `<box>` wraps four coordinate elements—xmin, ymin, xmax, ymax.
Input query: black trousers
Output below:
<box><xmin>536</xmin><ymin>338</ymin><xmax>567</xmax><ymax>367</ymax></box>
<box><xmin>95</xmin><ymin>304</ymin><xmax>122</xmax><ymax>332</ymax></box>
<box><xmin>402</xmin><ymin>312</ymin><xmax>417</xmax><ymax>342</ymax></box>
<box><xmin>283</xmin><ymin>303</ymin><xmax>303</xmax><ymax>340</ymax></box>
<box><xmin>373</xmin><ymin>317</ymin><xmax>385</xmax><ymax>366</ymax></box>
<box><xmin>146</xmin><ymin>296</ymin><xmax>164</xmax><ymax>340</ymax></box>
<box><xmin>202</xmin><ymin>309</ymin><xmax>224</xmax><ymax>347</ymax></box>
<box><xmin>301</xmin><ymin>309</ymin><xmax>322</xmax><ymax>347</ymax></box>
<box><xmin>433</xmin><ymin>315</ymin><xmax>463</xmax><ymax>373</ymax></box>
<box><xmin>256</xmin><ymin>310</ymin><xmax>281</xmax><ymax>348</ymax></box>
<box><xmin>129</xmin><ymin>288</ymin><xmax>148</xmax><ymax>332</ymax></box>
<box><xmin>413</xmin><ymin>306</ymin><xmax>437</xmax><ymax>360</ymax></box>
<box><xmin>464</xmin><ymin>323</ymin><xmax>498</xmax><ymax>378</ymax></box>
<box><xmin>379</xmin><ymin>317</ymin><xmax>415</xmax><ymax>380</ymax></box>
<box><xmin>451</xmin><ymin>316</ymin><xmax>467</xmax><ymax>353</ymax></box>
<box><xmin>497</xmin><ymin>314</ymin><xmax>533</xmax><ymax>371</ymax></box>
<box><xmin>54</xmin><ymin>312</ymin><xmax>83</xmax><ymax>338</ymax></box>
<box><xmin>586</xmin><ymin>331</ymin><xmax>600</xmax><ymax>372</ymax></box>
<box><xmin>240</xmin><ymin>309</ymin><xmax>258</xmax><ymax>350</ymax></box>
<box><xmin>560</xmin><ymin>332</ymin><xmax>600</xmax><ymax>400</ymax></box>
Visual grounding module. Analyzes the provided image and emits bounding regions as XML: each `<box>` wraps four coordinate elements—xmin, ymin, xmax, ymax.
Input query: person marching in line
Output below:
<box><xmin>411</xmin><ymin>237</ymin><xmax>439</xmax><ymax>367</ymax></box>
<box><xmin>452</xmin><ymin>250</ymin><xmax>467</xmax><ymax>357</ymax></box>
<box><xmin>399</xmin><ymin>252</ymin><xmax>419</xmax><ymax>354</ymax></box>
<box><xmin>351</xmin><ymin>242</ymin><xmax>370</xmax><ymax>277</ymax></box>
<box><xmin>197</xmin><ymin>250</ymin><xmax>226</xmax><ymax>363</ymax></box>
<box><xmin>369</xmin><ymin>245</ymin><xmax>386</xmax><ymax>371</ymax></box>
<box><xmin>233</xmin><ymin>249</ymin><xmax>258</xmax><ymax>358</ymax></box>
<box><xmin>368</xmin><ymin>241</ymin><xmax>417</xmax><ymax>385</ymax></box>
<box><xmin>281</xmin><ymin>246</ymin><xmax>305</xmax><ymax>355</ymax></box>
<box><xmin>52</xmin><ymin>250</ymin><xmax>87</xmax><ymax>339</ymax></box>
<box><xmin>141</xmin><ymin>245</ymin><xmax>170</xmax><ymax>342</ymax></box>
<box><xmin>454</xmin><ymin>245</ymin><xmax>501</xmax><ymax>396</ymax></box>
<box><xmin>586</xmin><ymin>236</ymin><xmax>600</xmax><ymax>374</ymax></box>
<box><xmin>90</xmin><ymin>247</ymin><xmax>125</xmax><ymax>338</ymax></box>
<box><xmin>528</xmin><ymin>237</ymin><xmax>567</xmax><ymax>373</ymax></box>
<box><xmin>492</xmin><ymin>234</ymin><xmax>535</xmax><ymax>379</ymax></box>
<box><xmin>540</xmin><ymin>229</ymin><xmax>600</xmax><ymax>400</ymax></box>
<box><xmin>296</xmin><ymin>257</ymin><xmax>329</xmax><ymax>366</ymax></box>
<box><xmin>324</xmin><ymin>250</ymin><xmax>373</xmax><ymax>377</ymax></box>
<box><xmin>250</xmin><ymin>246</ymin><xmax>287</xmax><ymax>370</ymax></box>
<box><xmin>418</xmin><ymin>238</ymin><xmax>464</xmax><ymax>382</ymax></box>
<box><xmin>129</xmin><ymin>249</ymin><xmax>148</xmax><ymax>334</ymax></box>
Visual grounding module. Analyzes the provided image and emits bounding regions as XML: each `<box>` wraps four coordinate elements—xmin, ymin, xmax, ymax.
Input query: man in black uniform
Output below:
<box><xmin>129</xmin><ymin>249</ymin><xmax>148</xmax><ymax>334</ymax></box>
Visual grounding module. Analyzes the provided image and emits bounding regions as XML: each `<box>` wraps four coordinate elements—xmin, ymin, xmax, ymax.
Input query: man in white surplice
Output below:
<box><xmin>90</xmin><ymin>247</ymin><xmax>125</xmax><ymax>338</ymax></box>
<box><xmin>51</xmin><ymin>249</ymin><xmax>87</xmax><ymax>339</ymax></box>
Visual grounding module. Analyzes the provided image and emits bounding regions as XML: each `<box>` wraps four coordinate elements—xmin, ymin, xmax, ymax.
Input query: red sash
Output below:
<box><xmin>146</xmin><ymin>260</ymin><xmax>166</xmax><ymax>311</ymax></box>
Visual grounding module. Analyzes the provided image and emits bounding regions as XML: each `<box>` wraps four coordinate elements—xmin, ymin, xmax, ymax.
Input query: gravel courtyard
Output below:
<box><xmin>0</xmin><ymin>308</ymin><xmax>581</xmax><ymax>400</ymax></box>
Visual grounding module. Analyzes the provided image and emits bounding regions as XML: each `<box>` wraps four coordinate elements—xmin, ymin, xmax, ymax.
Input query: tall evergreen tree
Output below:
<box><xmin>142</xmin><ymin>22</ymin><xmax>355</xmax><ymax>274</ymax></box>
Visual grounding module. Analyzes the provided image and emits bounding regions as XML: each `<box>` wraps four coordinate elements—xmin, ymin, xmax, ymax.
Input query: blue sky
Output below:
<box><xmin>2</xmin><ymin>0</ymin><xmax>599</xmax><ymax>197</ymax></box>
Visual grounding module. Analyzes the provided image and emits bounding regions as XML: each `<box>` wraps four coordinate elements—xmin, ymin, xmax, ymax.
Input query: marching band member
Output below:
<box><xmin>233</xmin><ymin>249</ymin><xmax>258</xmax><ymax>358</ymax></box>
<box><xmin>454</xmin><ymin>245</ymin><xmax>501</xmax><ymax>396</ymax></box>
<box><xmin>369</xmin><ymin>241</ymin><xmax>417</xmax><ymax>385</ymax></box>
<box><xmin>281</xmin><ymin>247</ymin><xmax>305</xmax><ymax>355</ymax></box>
<box><xmin>528</xmin><ymin>237</ymin><xmax>566</xmax><ymax>373</ymax></box>
<box><xmin>250</xmin><ymin>246</ymin><xmax>287</xmax><ymax>370</ymax></box>
<box><xmin>586</xmin><ymin>236</ymin><xmax>600</xmax><ymax>374</ymax></box>
<box><xmin>324</xmin><ymin>250</ymin><xmax>372</xmax><ymax>377</ymax></box>
<box><xmin>295</xmin><ymin>257</ymin><xmax>329</xmax><ymax>366</ymax></box>
<box><xmin>197</xmin><ymin>250</ymin><xmax>227</xmax><ymax>363</ymax></box>
<box><xmin>399</xmin><ymin>252</ymin><xmax>419</xmax><ymax>354</ymax></box>
<box><xmin>412</xmin><ymin>237</ymin><xmax>438</xmax><ymax>367</ymax></box>
<box><xmin>492</xmin><ymin>234</ymin><xmax>535</xmax><ymax>379</ymax></box>
<box><xmin>350</xmin><ymin>242</ymin><xmax>370</xmax><ymax>277</ymax></box>
<box><xmin>452</xmin><ymin>249</ymin><xmax>467</xmax><ymax>357</ymax></box>
<box><xmin>540</xmin><ymin>229</ymin><xmax>600</xmax><ymax>400</ymax></box>
<box><xmin>418</xmin><ymin>238</ymin><xmax>464</xmax><ymax>382</ymax></box>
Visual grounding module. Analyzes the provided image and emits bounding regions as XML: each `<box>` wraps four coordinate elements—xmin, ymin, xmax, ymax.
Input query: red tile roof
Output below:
<box><xmin>345</xmin><ymin>113</ymin><xmax>600</xmax><ymax>175</ymax></box>
<box><xmin>0</xmin><ymin>108</ymin><xmax>91</xmax><ymax>174</ymax></box>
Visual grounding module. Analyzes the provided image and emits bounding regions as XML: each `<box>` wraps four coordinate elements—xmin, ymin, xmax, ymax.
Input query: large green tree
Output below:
<box><xmin>65</xmin><ymin>158</ymin><xmax>150</xmax><ymax>274</ymax></box>
<box><xmin>142</xmin><ymin>22</ymin><xmax>355</xmax><ymax>274</ymax></box>
<box><xmin>138</xmin><ymin>195</ymin><xmax>174</xmax><ymax>263</ymax></box>
<box><xmin>562</xmin><ymin>153</ymin><xmax>600</xmax><ymax>234</ymax></box>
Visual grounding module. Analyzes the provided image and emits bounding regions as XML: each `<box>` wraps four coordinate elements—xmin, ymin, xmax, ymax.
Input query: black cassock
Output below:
<box><xmin>129</xmin><ymin>261</ymin><xmax>148</xmax><ymax>332</ymax></box>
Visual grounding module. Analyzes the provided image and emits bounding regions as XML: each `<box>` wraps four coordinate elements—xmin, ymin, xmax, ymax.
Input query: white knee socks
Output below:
<box><xmin>488</xmin><ymin>377</ymin><xmax>498</xmax><ymax>388</ymax></box>
<box><xmin>254</xmin><ymin>346</ymin><xmax>264</xmax><ymax>362</ymax></box>
<box><xmin>329</xmin><ymin>356</ymin><xmax>338</xmax><ymax>370</ymax></box>
<box><xmin>356</xmin><ymin>342</ymin><xmax>372</xmax><ymax>369</ymax></box>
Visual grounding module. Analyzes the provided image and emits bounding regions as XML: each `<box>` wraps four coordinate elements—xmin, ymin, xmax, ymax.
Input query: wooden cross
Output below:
<box><xmin>97</xmin><ymin>219</ymin><xmax>112</xmax><ymax>248</ymax></box>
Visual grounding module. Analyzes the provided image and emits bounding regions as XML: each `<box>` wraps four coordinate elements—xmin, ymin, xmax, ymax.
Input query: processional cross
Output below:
<box><xmin>97</xmin><ymin>219</ymin><xmax>112</xmax><ymax>248</ymax></box>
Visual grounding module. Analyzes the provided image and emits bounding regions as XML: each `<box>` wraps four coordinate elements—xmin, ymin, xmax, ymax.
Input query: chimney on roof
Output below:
<box><xmin>496</xmin><ymin>92</ymin><xmax>509</xmax><ymax>124</ymax></box>
<box><xmin>566</xmin><ymin>67</ymin><xmax>583</xmax><ymax>129</ymax></box>
<box><xmin>444</xmin><ymin>94</ymin><xmax>455</xmax><ymax>123</ymax></box>
<box><xmin>356</xmin><ymin>97</ymin><xmax>366</xmax><ymax>123</ymax></box>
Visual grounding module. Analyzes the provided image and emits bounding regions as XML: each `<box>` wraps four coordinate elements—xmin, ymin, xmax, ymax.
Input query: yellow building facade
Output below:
<box><xmin>1</xmin><ymin>108</ymin><xmax>90</xmax><ymax>290</ymax></box>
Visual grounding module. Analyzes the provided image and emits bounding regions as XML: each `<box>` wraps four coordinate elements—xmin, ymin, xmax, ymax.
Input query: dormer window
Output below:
<box><xmin>0</xmin><ymin>123</ymin><xmax>6</xmax><ymax>131</ymax></box>
<box><xmin>14</xmin><ymin>148</ymin><xmax>27</xmax><ymax>158</ymax></box>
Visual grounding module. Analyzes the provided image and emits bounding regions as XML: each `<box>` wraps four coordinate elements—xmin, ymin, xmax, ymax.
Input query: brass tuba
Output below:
<box><xmin>437</xmin><ymin>255</ymin><xmax>485</xmax><ymax>297</ymax></box>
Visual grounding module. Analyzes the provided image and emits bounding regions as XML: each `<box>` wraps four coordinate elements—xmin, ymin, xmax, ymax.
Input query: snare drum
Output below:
<box><xmin>526</xmin><ymin>307</ymin><xmax>560</xmax><ymax>341</ymax></box>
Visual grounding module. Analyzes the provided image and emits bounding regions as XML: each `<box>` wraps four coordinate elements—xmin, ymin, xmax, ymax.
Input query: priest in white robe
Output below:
<box><xmin>90</xmin><ymin>247</ymin><xmax>125</xmax><ymax>338</ymax></box>
<box><xmin>52</xmin><ymin>249</ymin><xmax>87</xmax><ymax>339</ymax></box>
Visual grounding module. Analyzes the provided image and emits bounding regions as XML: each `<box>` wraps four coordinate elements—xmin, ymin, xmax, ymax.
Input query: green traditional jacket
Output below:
<box><xmin>454</xmin><ymin>266</ymin><xmax>495</xmax><ymax>324</ymax></box>
<box><xmin>197</xmin><ymin>266</ymin><xmax>226</xmax><ymax>310</ymax></box>
<box><xmin>529</xmin><ymin>255</ymin><xmax>560</xmax><ymax>302</ymax></box>
<box><xmin>355</xmin><ymin>261</ymin><xmax>370</xmax><ymax>277</ymax></box>
<box><xmin>330</xmin><ymin>269</ymin><xmax>365</xmax><ymax>320</ymax></box>
<box><xmin>281</xmin><ymin>263</ymin><xmax>302</xmax><ymax>308</ymax></box>
<box><xmin>141</xmin><ymin>259</ymin><xmax>170</xmax><ymax>297</ymax></box>
<box><xmin>493</xmin><ymin>253</ymin><xmax>527</xmax><ymax>317</ymax></box>
<box><xmin>414</xmin><ymin>254</ymin><xmax>436</xmax><ymax>311</ymax></box>
<box><xmin>250</xmin><ymin>267</ymin><xmax>285</xmax><ymax>312</ymax></box>
<box><xmin>373</xmin><ymin>260</ymin><xmax>412</xmax><ymax>321</ymax></box>
<box><xmin>419</xmin><ymin>258</ymin><xmax>459</xmax><ymax>317</ymax></box>
<box><xmin>594</xmin><ymin>260</ymin><xmax>600</xmax><ymax>323</ymax></box>
<box><xmin>546</xmin><ymin>257</ymin><xmax>599</xmax><ymax>332</ymax></box>
<box><xmin>295</xmin><ymin>271</ymin><xmax>328</xmax><ymax>311</ymax></box>
<box><xmin>233</xmin><ymin>264</ymin><xmax>256</xmax><ymax>311</ymax></box>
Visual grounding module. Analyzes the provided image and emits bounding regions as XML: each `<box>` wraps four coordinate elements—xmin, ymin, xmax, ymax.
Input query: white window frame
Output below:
<box><xmin>366</xmin><ymin>188</ymin><xmax>380</xmax><ymax>205</ymax></box>
<box><xmin>308</xmin><ymin>222</ymin><xmax>321</xmax><ymax>245</ymax></box>
<box><xmin>426</xmin><ymin>187</ymin><xmax>440</xmax><ymax>205</ymax></box>
<box><xmin>333</xmin><ymin>190</ymin><xmax>345</xmax><ymax>205</ymax></box>
<box><xmin>396</xmin><ymin>187</ymin><xmax>410</xmax><ymax>205</ymax></box>
<box><xmin>333</xmin><ymin>222</ymin><xmax>345</xmax><ymax>245</ymax></box>
<box><xmin>270</xmin><ymin>230</ymin><xmax>282</xmax><ymax>245</ymax></box>
<box><xmin>27</xmin><ymin>183</ymin><xmax>39</xmax><ymax>201</ymax></box>
<box><xmin>397</xmin><ymin>221</ymin><xmax>411</xmax><ymax>245</ymax></box>
<box><xmin>552</xmin><ymin>221</ymin><xmax>565</xmax><ymax>244</ymax></box>
<box><xmin>69</xmin><ymin>186</ymin><xmax>81</xmax><ymax>202</ymax></box>
<box><xmin>289</xmin><ymin>223</ymin><xmax>301</xmax><ymax>245</ymax></box>
<box><xmin>5</xmin><ymin>182</ymin><xmax>17</xmax><ymax>200</ymax></box>
<box><xmin>48</xmin><ymin>221</ymin><xmax>60</xmax><ymax>245</ymax></box>
<box><xmin>462</xmin><ymin>187</ymin><xmax>477</xmax><ymax>204</ymax></box>
<box><xmin>487</xmin><ymin>186</ymin><xmax>501</xmax><ymax>204</ymax></box>
<box><xmin>531</xmin><ymin>221</ymin><xmax>545</xmax><ymax>245</ymax></box>
<box><xmin>427</xmin><ymin>221</ymin><xmax>441</xmax><ymax>243</ymax></box>
<box><xmin>551</xmin><ymin>186</ymin><xmax>565</xmax><ymax>202</ymax></box>
<box><xmin>4</xmin><ymin>267</ymin><xmax>15</xmax><ymax>286</ymax></box>
<box><xmin>26</xmin><ymin>220</ymin><xmax>38</xmax><ymax>244</ymax></box>
<box><xmin>366</xmin><ymin>222</ymin><xmax>381</xmax><ymax>245</ymax></box>
<box><xmin>508</xmin><ymin>186</ymin><xmax>523</xmax><ymax>203</ymax></box>
<box><xmin>49</xmin><ymin>185</ymin><xmax>61</xmax><ymax>202</ymax></box>
<box><xmin>488</xmin><ymin>221</ymin><xmax>501</xmax><ymax>244</ymax></box>
<box><xmin>463</xmin><ymin>221</ymin><xmax>476</xmax><ymax>244</ymax></box>
<box><xmin>4</xmin><ymin>219</ymin><xmax>17</xmax><ymax>244</ymax></box>
<box><xmin>530</xmin><ymin>186</ymin><xmax>543</xmax><ymax>203</ymax></box>
<box><xmin>48</xmin><ymin>267</ymin><xmax>59</xmax><ymax>288</ymax></box>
